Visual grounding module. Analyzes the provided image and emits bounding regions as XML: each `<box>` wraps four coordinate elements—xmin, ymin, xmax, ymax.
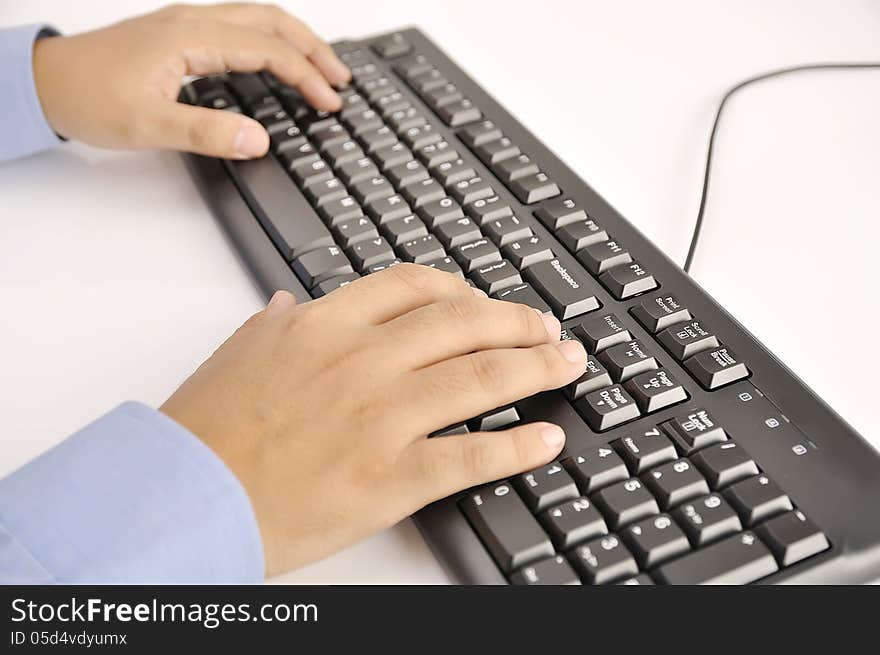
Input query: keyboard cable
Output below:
<box><xmin>683</xmin><ymin>62</ymin><xmax>880</xmax><ymax>274</ymax></box>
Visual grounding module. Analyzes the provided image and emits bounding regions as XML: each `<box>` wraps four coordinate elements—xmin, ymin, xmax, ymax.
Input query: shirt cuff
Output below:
<box><xmin>0</xmin><ymin>402</ymin><xmax>265</xmax><ymax>583</ymax></box>
<box><xmin>0</xmin><ymin>24</ymin><xmax>63</xmax><ymax>161</ymax></box>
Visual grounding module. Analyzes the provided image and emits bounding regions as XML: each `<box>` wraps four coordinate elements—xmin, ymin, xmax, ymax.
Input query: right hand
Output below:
<box><xmin>160</xmin><ymin>264</ymin><xmax>587</xmax><ymax>576</ymax></box>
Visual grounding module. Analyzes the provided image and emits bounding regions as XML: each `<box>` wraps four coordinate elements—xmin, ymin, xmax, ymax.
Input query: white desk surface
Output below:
<box><xmin>1</xmin><ymin>1</ymin><xmax>878</xmax><ymax>584</ymax></box>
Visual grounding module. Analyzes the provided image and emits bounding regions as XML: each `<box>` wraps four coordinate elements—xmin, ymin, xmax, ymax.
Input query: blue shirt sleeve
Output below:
<box><xmin>0</xmin><ymin>402</ymin><xmax>265</xmax><ymax>583</ymax></box>
<box><xmin>0</xmin><ymin>24</ymin><xmax>63</xmax><ymax>161</ymax></box>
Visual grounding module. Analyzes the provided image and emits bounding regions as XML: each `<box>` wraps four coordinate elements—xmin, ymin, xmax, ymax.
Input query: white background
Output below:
<box><xmin>1</xmin><ymin>1</ymin><xmax>878</xmax><ymax>583</ymax></box>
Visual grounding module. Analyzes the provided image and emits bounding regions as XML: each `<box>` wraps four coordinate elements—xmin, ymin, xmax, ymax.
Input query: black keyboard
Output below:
<box><xmin>181</xmin><ymin>27</ymin><xmax>880</xmax><ymax>584</ymax></box>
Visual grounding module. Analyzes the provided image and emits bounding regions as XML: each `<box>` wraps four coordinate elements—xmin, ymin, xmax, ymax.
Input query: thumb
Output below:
<box><xmin>149</xmin><ymin>101</ymin><xmax>269</xmax><ymax>159</ymax></box>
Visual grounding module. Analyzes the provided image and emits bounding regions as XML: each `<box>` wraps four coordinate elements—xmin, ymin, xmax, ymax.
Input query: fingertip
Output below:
<box><xmin>267</xmin><ymin>289</ymin><xmax>297</xmax><ymax>311</ymax></box>
<box><xmin>232</xmin><ymin>118</ymin><xmax>270</xmax><ymax>159</ymax></box>
<box><xmin>537</xmin><ymin>423</ymin><xmax>566</xmax><ymax>452</ymax></box>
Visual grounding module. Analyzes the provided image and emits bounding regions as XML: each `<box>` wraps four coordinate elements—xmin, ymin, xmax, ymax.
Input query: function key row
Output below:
<box><xmin>393</xmin><ymin>53</ymin><xmax>483</xmax><ymax>127</ymax></box>
<box><xmin>459</xmin><ymin>413</ymin><xmax>828</xmax><ymax>584</ymax></box>
<box><xmin>458</xmin><ymin>120</ymin><xmax>562</xmax><ymax>205</ymax></box>
<box><xmin>534</xmin><ymin>196</ymin><xmax>658</xmax><ymax>301</ymax></box>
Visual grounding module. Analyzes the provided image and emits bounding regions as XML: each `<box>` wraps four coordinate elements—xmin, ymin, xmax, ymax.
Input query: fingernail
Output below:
<box><xmin>234</xmin><ymin>121</ymin><xmax>269</xmax><ymax>158</ymax></box>
<box><xmin>540</xmin><ymin>312</ymin><xmax>560</xmax><ymax>340</ymax></box>
<box><xmin>557</xmin><ymin>339</ymin><xmax>587</xmax><ymax>364</ymax></box>
<box><xmin>540</xmin><ymin>425</ymin><xmax>565</xmax><ymax>450</ymax></box>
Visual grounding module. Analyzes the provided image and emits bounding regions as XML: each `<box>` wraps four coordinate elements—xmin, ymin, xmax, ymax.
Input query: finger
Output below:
<box><xmin>190</xmin><ymin>3</ymin><xmax>351</xmax><ymax>85</ymax></box>
<box><xmin>175</xmin><ymin>20</ymin><xmax>341</xmax><ymax>111</ymax></box>
<box><xmin>398</xmin><ymin>340</ymin><xmax>587</xmax><ymax>436</ymax></box>
<box><xmin>377</xmin><ymin>296</ymin><xmax>561</xmax><ymax>370</ymax></box>
<box><xmin>312</xmin><ymin>263</ymin><xmax>477</xmax><ymax>325</ymax></box>
<box><xmin>265</xmin><ymin>289</ymin><xmax>298</xmax><ymax>313</ymax></box>
<box><xmin>147</xmin><ymin>101</ymin><xmax>269</xmax><ymax>158</ymax></box>
<box><xmin>401</xmin><ymin>422</ymin><xmax>565</xmax><ymax>506</ymax></box>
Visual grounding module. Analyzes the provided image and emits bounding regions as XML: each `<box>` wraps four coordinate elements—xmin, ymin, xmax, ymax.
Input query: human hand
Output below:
<box><xmin>32</xmin><ymin>3</ymin><xmax>350</xmax><ymax>159</ymax></box>
<box><xmin>160</xmin><ymin>264</ymin><xmax>588</xmax><ymax>576</ymax></box>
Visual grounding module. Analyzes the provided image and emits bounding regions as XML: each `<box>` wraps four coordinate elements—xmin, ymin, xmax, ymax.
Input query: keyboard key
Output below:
<box><xmin>373</xmin><ymin>142</ymin><xmax>413</xmax><ymax>170</ymax></box>
<box><xmin>691</xmin><ymin>441</ymin><xmax>759</xmax><ymax>488</ymax></box>
<box><xmin>417</xmin><ymin>196</ymin><xmax>465</xmax><ymax>228</ymax></box>
<box><xmin>387</xmin><ymin>159</ymin><xmax>429</xmax><ymax>188</ymax></box>
<box><xmin>673</xmin><ymin>493</ymin><xmax>743</xmax><ymax>547</ymax></box>
<box><xmin>657</xmin><ymin>319</ymin><xmax>720</xmax><ymax>361</ymax></box>
<box><xmin>337</xmin><ymin>157</ymin><xmax>379</xmax><ymax>186</ymax></box>
<box><xmin>622</xmin><ymin>514</ymin><xmax>690</xmax><ymax>568</ymax></box>
<box><xmin>438</xmin><ymin>98</ymin><xmax>482</xmax><ymax>126</ymax></box>
<box><xmin>509</xmin><ymin>171</ymin><xmax>561</xmax><ymax>204</ymax></box>
<box><xmin>615</xmin><ymin>428</ymin><xmax>678</xmax><ymax>474</ymax></box>
<box><xmin>597</xmin><ymin>339</ymin><xmax>659</xmax><ymax>382</ymax></box>
<box><xmin>365</xmin><ymin>193</ymin><xmax>412</xmax><ymax>223</ymax></box>
<box><xmin>556</xmin><ymin>218</ymin><xmax>608</xmax><ymax>252</ymax></box>
<box><xmin>347</xmin><ymin>236</ymin><xmax>396</xmax><ymax>271</ymax></box>
<box><xmin>402</xmin><ymin>123</ymin><xmax>442</xmax><ymax>150</ymax></box>
<box><xmin>380</xmin><ymin>214</ymin><xmax>428</xmax><ymax>246</ymax></box>
<box><xmin>508</xmin><ymin>555</ymin><xmax>581</xmax><ymax>585</ymax></box>
<box><xmin>568</xmin><ymin>534</ymin><xmax>638</xmax><ymax>585</ymax></box>
<box><xmin>515</xmin><ymin>462</ymin><xmax>579</xmax><ymax>512</ymax></box>
<box><xmin>624</xmin><ymin>368</ymin><xmax>688</xmax><ymax>413</ymax></box>
<box><xmin>661</xmin><ymin>408</ymin><xmax>728</xmax><ymax>455</ymax></box>
<box><xmin>426</xmin><ymin>255</ymin><xmax>464</xmax><ymax>277</ymax></box>
<box><xmin>534</xmin><ymin>197</ymin><xmax>589</xmax><ymax>231</ymax></box>
<box><xmin>643</xmin><ymin>458</ymin><xmax>710</xmax><ymax>509</ymax></box>
<box><xmin>232</xmin><ymin>158</ymin><xmax>334</xmax><ymax>261</ymax></box>
<box><xmin>452</xmin><ymin>238</ymin><xmax>501</xmax><ymax>272</ymax></box>
<box><xmin>325</xmin><ymin>140</ymin><xmax>366</xmax><ymax>167</ymax></box>
<box><xmin>724</xmin><ymin>475</ymin><xmax>793</xmax><ymax>526</ymax></box>
<box><xmin>470</xmin><ymin>259</ymin><xmax>522</xmax><ymax>295</ymax></box>
<box><xmin>311</xmin><ymin>272</ymin><xmax>360</xmax><ymax>297</ymax></box>
<box><xmin>371</xmin><ymin>32</ymin><xmax>411</xmax><ymax>58</ymax></box>
<box><xmin>367</xmin><ymin>258</ymin><xmax>402</xmax><ymax>274</ymax></box>
<box><xmin>402</xmin><ymin>178</ymin><xmax>446</xmax><ymax>208</ymax></box>
<box><xmin>291</xmin><ymin>245</ymin><xmax>354</xmax><ymax>287</ymax></box>
<box><xmin>685</xmin><ymin>346</ymin><xmax>750</xmax><ymax>390</ymax></box>
<box><xmin>320</xmin><ymin>195</ymin><xmax>364</xmax><ymax>227</ymax></box>
<box><xmin>460</xmin><ymin>481</ymin><xmax>554</xmax><ymax>572</ymax></box>
<box><xmin>435</xmin><ymin>216</ymin><xmax>481</xmax><ymax>249</ymax></box>
<box><xmin>449</xmin><ymin>175</ymin><xmax>495</xmax><ymax>205</ymax></box>
<box><xmin>469</xmin><ymin>405</ymin><xmax>520</xmax><ymax>431</ymax></box>
<box><xmin>358</xmin><ymin>125</ymin><xmax>398</xmax><ymax>152</ymax></box>
<box><xmin>465</xmin><ymin>194</ymin><xmax>513</xmax><ymax>224</ymax></box>
<box><xmin>431</xmin><ymin>157</ymin><xmax>477</xmax><ymax>187</ymax></box>
<box><xmin>502</xmin><ymin>235</ymin><xmax>554</xmax><ymax>269</ymax></box>
<box><xmin>540</xmin><ymin>497</ymin><xmax>608</xmax><ymax>550</ymax></box>
<box><xmin>417</xmin><ymin>140</ymin><xmax>458</xmax><ymax>168</ymax></box>
<box><xmin>492</xmin><ymin>153</ymin><xmax>540</xmax><ymax>183</ymax></box>
<box><xmin>755</xmin><ymin>510</ymin><xmax>830</xmax><ymax>567</ymax></box>
<box><xmin>291</xmin><ymin>157</ymin><xmax>333</xmax><ymax>188</ymax></box>
<box><xmin>388</xmin><ymin>106</ymin><xmax>427</xmax><ymax>132</ymax></box>
<box><xmin>332</xmin><ymin>216</ymin><xmax>379</xmax><ymax>247</ymax></box>
<box><xmin>592</xmin><ymin>478</ymin><xmax>660</xmax><ymax>530</ymax></box>
<box><xmin>482</xmin><ymin>214</ymin><xmax>533</xmax><ymax>247</ymax></box>
<box><xmin>574</xmin><ymin>384</ymin><xmax>641</xmax><ymax>431</ymax></box>
<box><xmin>306</xmin><ymin>177</ymin><xmax>347</xmax><ymax>206</ymax></box>
<box><xmin>571</xmin><ymin>313</ymin><xmax>632</xmax><ymax>354</ymax></box>
<box><xmin>399</xmin><ymin>234</ymin><xmax>446</xmax><ymax>264</ymax></box>
<box><xmin>564</xmin><ymin>356</ymin><xmax>613</xmax><ymax>400</ymax></box>
<box><xmin>576</xmin><ymin>238</ymin><xmax>631</xmax><ymax>275</ymax></box>
<box><xmin>654</xmin><ymin>531</ymin><xmax>778</xmax><ymax>585</ymax></box>
<box><xmin>409</xmin><ymin>68</ymin><xmax>446</xmax><ymax>93</ymax></box>
<box><xmin>458</xmin><ymin>120</ymin><xmax>503</xmax><ymax>148</ymax></box>
<box><xmin>522</xmin><ymin>258</ymin><xmax>601</xmax><ymax>320</ymax></box>
<box><xmin>564</xmin><ymin>445</ymin><xmax>629</xmax><ymax>494</ymax></box>
<box><xmin>599</xmin><ymin>261</ymin><xmax>658</xmax><ymax>299</ymax></box>
<box><xmin>631</xmin><ymin>294</ymin><xmax>692</xmax><ymax>333</ymax></box>
<box><xmin>393</xmin><ymin>53</ymin><xmax>431</xmax><ymax>79</ymax></box>
<box><xmin>475</xmin><ymin>136</ymin><xmax>520</xmax><ymax>165</ymax></box>
<box><xmin>492</xmin><ymin>283</ymin><xmax>552</xmax><ymax>314</ymax></box>
<box><xmin>422</xmin><ymin>82</ymin><xmax>463</xmax><ymax>108</ymax></box>
<box><xmin>353</xmin><ymin>176</ymin><xmax>393</xmax><ymax>204</ymax></box>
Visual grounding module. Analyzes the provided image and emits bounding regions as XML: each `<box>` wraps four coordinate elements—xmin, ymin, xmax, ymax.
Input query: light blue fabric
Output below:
<box><xmin>0</xmin><ymin>402</ymin><xmax>265</xmax><ymax>583</ymax></box>
<box><xmin>0</xmin><ymin>24</ymin><xmax>62</xmax><ymax>161</ymax></box>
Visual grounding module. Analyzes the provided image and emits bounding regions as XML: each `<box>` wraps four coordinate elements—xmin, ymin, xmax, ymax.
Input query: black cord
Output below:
<box><xmin>683</xmin><ymin>62</ymin><xmax>880</xmax><ymax>274</ymax></box>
